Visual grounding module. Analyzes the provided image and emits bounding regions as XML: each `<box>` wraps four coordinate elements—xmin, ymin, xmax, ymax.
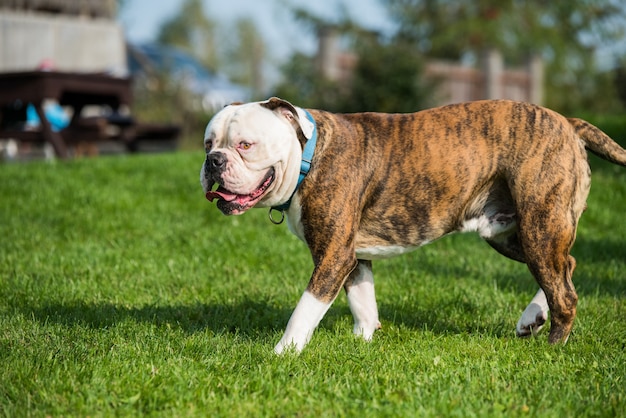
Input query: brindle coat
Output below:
<box><xmin>261</xmin><ymin>98</ymin><xmax>626</xmax><ymax>344</ymax></box>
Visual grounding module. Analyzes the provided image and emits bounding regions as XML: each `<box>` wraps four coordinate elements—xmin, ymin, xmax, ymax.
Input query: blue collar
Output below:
<box><xmin>271</xmin><ymin>110</ymin><xmax>317</xmax><ymax>215</ymax></box>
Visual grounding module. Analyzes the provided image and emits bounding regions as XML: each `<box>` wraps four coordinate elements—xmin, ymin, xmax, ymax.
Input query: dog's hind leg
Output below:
<box><xmin>484</xmin><ymin>231</ymin><xmax>551</xmax><ymax>336</ymax></box>
<box><xmin>519</xmin><ymin>209</ymin><xmax>579</xmax><ymax>344</ymax></box>
<box><xmin>476</xmin><ymin>204</ymin><xmax>579</xmax><ymax>342</ymax></box>
<box><xmin>529</xmin><ymin>252</ymin><xmax>578</xmax><ymax>344</ymax></box>
<box><xmin>485</xmin><ymin>231</ymin><xmax>525</xmax><ymax>263</ymax></box>
<box><xmin>344</xmin><ymin>260</ymin><xmax>381</xmax><ymax>341</ymax></box>
<box><xmin>485</xmin><ymin>232</ymin><xmax>549</xmax><ymax>336</ymax></box>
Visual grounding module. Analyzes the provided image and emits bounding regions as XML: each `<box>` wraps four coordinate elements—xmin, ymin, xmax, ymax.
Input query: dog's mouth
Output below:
<box><xmin>205</xmin><ymin>168</ymin><xmax>275</xmax><ymax>214</ymax></box>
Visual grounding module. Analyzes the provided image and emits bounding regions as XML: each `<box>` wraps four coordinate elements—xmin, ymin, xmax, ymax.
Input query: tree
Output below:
<box><xmin>614</xmin><ymin>58</ymin><xmax>626</xmax><ymax>108</ymax></box>
<box><xmin>274</xmin><ymin>51</ymin><xmax>344</xmax><ymax>111</ymax></box>
<box><xmin>222</xmin><ymin>18</ymin><xmax>266</xmax><ymax>99</ymax></box>
<box><xmin>155</xmin><ymin>1</ymin><xmax>268</xmax><ymax>96</ymax></box>
<box><xmin>156</xmin><ymin>0</ymin><xmax>218</xmax><ymax>71</ymax></box>
<box><xmin>345</xmin><ymin>34</ymin><xmax>433</xmax><ymax>113</ymax></box>
<box><xmin>274</xmin><ymin>9</ymin><xmax>432</xmax><ymax>113</ymax></box>
<box><xmin>273</xmin><ymin>8</ymin><xmax>361</xmax><ymax>111</ymax></box>
<box><xmin>386</xmin><ymin>0</ymin><xmax>626</xmax><ymax>113</ymax></box>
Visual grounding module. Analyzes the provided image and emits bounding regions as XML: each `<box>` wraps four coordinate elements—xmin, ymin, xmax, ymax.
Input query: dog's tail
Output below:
<box><xmin>568</xmin><ymin>118</ymin><xmax>626</xmax><ymax>166</ymax></box>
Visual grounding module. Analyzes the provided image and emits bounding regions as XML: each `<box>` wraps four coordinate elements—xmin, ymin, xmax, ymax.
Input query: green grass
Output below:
<box><xmin>1</xmin><ymin>151</ymin><xmax>625</xmax><ymax>417</ymax></box>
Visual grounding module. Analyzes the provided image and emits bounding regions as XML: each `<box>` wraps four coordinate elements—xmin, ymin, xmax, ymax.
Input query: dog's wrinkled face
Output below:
<box><xmin>200</xmin><ymin>99</ymin><xmax>313</xmax><ymax>215</ymax></box>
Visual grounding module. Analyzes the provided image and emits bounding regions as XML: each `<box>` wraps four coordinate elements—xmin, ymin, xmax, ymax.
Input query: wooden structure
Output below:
<box><xmin>0</xmin><ymin>1</ymin><xmax>180</xmax><ymax>159</ymax></box>
<box><xmin>315</xmin><ymin>29</ymin><xmax>544</xmax><ymax>106</ymax></box>
<box><xmin>424</xmin><ymin>50</ymin><xmax>544</xmax><ymax>106</ymax></box>
<box><xmin>0</xmin><ymin>71</ymin><xmax>180</xmax><ymax>158</ymax></box>
<box><xmin>0</xmin><ymin>0</ymin><xmax>115</xmax><ymax>18</ymax></box>
<box><xmin>0</xmin><ymin>0</ymin><xmax>125</xmax><ymax>74</ymax></box>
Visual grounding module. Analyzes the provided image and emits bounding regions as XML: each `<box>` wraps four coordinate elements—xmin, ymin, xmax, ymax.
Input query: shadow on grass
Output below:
<box><xmin>399</xmin><ymin>235</ymin><xmax>625</xmax><ymax>298</ymax></box>
<box><xmin>368</xmin><ymin>236</ymin><xmax>625</xmax><ymax>337</ymax></box>
<box><xmin>16</xmin><ymin>237</ymin><xmax>623</xmax><ymax>342</ymax></box>
<box><xmin>570</xmin><ymin>237</ymin><xmax>626</xmax><ymax>295</ymax></box>
<box><xmin>377</xmin><ymin>300</ymin><xmax>513</xmax><ymax>339</ymax></box>
<box><xmin>23</xmin><ymin>298</ymin><xmax>515</xmax><ymax>342</ymax></box>
<box><xmin>23</xmin><ymin>299</ymin><xmax>293</xmax><ymax>339</ymax></box>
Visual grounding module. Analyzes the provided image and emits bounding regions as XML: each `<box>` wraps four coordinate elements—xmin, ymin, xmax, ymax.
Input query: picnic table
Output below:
<box><xmin>0</xmin><ymin>71</ymin><xmax>180</xmax><ymax>158</ymax></box>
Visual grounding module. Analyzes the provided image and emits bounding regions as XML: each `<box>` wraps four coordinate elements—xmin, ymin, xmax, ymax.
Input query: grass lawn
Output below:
<box><xmin>1</xmin><ymin>150</ymin><xmax>625</xmax><ymax>417</ymax></box>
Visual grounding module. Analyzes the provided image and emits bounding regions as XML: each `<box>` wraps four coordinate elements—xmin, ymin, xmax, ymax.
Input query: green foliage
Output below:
<box><xmin>583</xmin><ymin>114</ymin><xmax>626</xmax><ymax>142</ymax></box>
<box><xmin>130</xmin><ymin>74</ymin><xmax>211</xmax><ymax>151</ymax></box>
<box><xmin>613</xmin><ymin>59</ymin><xmax>626</xmax><ymax>107</ymax></box>
<box><xmin>387</xmin><ymin>0</ymin><xmax>626</xmax><ymax>114</ymax></box>
<box><xmin>221</xmin><ymin>18</ymin><xmax>266</xmax><ymax>98</ymax></box>
<box><xmin>154</xmin><ymin>0</ymin><xmax>265</xmax><ymax>98</ymax></box>
<box><xmin>389</xmin><ymin>0</ymin><xmax>624</xmax><ymax>62</ymax></box>
<box><xmin>0</xmin><ymin>150</ymin><xmax>625</xmax><ymax>416</ymax></box>
<box><xmin>274</xmin><ymin>7</ymin><xmax>433</xmax><ymax>112</ymax></box>
<box><xmin>156</xmin><ymin>0</ymin><xmax>219</xmax><ymax>71</ymax></box>
<box><xmin>274</xmin><ymin>52</ymin><xmax>346</xmax><ymax>111</ymax></box>
<box><xmin>344</xmin><ymin>35</ymin><xmax>434</xmax><ymax>113</ymax></box>
<box><xmin>275</xmin><ymin>31</ymin><xmax>433</xmax><ymax>113</ymax></box>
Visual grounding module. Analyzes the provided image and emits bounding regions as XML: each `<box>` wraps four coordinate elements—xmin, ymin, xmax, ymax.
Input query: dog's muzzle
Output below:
<box><xmin>205</xmin><ymin>151</ymin><xmax>227</xmax><ymax>176</ymax></box>
<box><xmin>204</xmin><ymin>151</ymin><xmax>228</xmax><ymax>187</ymax></box>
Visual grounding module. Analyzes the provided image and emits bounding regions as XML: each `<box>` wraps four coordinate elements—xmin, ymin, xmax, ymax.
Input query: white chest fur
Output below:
<box><xmin>285</xmin><ymin>194</ymin><xmax>306</xmax><ymax>242</ymax></box>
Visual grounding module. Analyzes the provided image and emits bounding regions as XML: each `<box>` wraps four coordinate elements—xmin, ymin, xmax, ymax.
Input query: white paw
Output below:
<box><xmin>516</xmin><ymin>303</ymin><xmax>548</xmax><ymax>337</ymax></box>
<box><xmin>274</xmin><ymin>337</ymin><xmax>305</xmax><ymax>355</ymax></box>
<box><xmin>274</xmin><ymin>291</ymin><xmax>331</xmax><ymax>355</ymax></box>
<box><xmin>517</xmin><ymin>289</ymin><xmax>549</xmax><ymax>337</ymax></box>
<box><xmin>353</xmin><ymin>321</ymin><xmax>382</xmax><ymax>341</ymax></box>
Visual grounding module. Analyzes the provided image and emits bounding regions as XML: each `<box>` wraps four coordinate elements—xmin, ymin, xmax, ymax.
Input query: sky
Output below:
<box><xmin>118</xmin><ymin>0</ymin><xmax>394</xmax><ymax>60</ymax></box>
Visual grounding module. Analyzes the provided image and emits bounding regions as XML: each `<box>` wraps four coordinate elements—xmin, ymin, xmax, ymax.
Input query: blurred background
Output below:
<box><xmin>1</xmin><ymin>0</ymin><xmax>625</xmax><ymax>152</ymax></box>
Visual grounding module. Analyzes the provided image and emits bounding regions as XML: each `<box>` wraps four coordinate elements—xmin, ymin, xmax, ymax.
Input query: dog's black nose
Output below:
<box><xmin>206</xmin><ymin>152</ymin><xmax>227</xmax><ymax>171</ymax></box>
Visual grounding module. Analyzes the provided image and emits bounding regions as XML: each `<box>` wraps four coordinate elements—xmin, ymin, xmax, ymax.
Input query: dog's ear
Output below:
<box><xmin>260</xmin><ymin>97</ymin><xmax>315</xmax><ymax>140</ymax></box>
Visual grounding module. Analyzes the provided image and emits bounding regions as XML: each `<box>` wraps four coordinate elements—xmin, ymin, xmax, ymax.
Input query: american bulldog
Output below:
<box><xmin>200</xmin><ymin>97</ymin><xmax>626</xmax><ymax>354</ymax></box>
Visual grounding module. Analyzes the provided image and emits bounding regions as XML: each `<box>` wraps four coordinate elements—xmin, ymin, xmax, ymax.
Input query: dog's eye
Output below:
<box><xmin>204</xmin><ymin>140</ymin><xmax>213</xmax><ymax>153</ymax></box>
<box><xmin>239</xmin><ymin>142</ymin><xmax>252</xmax><ymax>150</ymax></box>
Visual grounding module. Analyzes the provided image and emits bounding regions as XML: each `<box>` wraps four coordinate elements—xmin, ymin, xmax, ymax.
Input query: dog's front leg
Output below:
<box><xmin>274</xmin><ymin>290</ymin><xmax>333</xmax><ymax>354</ymax></box>
<box><xmin>344</xmin><ymin>260</ymin><xmax>381</xmax><ymax>340</ymax></box>
<box><xmin>275</xmin><ymin>243</ymin><xmax>358</xmax><ymax>354</ymax></box>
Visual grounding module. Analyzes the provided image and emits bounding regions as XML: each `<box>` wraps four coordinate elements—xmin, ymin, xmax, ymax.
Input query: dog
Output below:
<box><xmin>200</xmin><ymin>97</ymin><xmax>626</xmax><ymax>353</ymax></box>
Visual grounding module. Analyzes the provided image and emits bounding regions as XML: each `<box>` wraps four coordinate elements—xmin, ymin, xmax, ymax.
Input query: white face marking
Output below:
<box><xmin>201</xmin><ymin>100</ymin><xmax>310</xmax><ymax>210</ymax></box>
<box><xmin>274</xmin><ymin>291</ymin><xmax>332</xmax><ymax>354</ymax></box>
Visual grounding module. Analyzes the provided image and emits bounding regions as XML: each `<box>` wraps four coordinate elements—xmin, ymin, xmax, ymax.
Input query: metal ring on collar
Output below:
<box><xmin>268</xmin><ymin>207</ymin><xmax>285</xmax><ymax>224</ymax></box>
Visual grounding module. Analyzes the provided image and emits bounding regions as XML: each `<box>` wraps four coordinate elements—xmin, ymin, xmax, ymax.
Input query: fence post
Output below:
<box><xmin>482</xmin><ymin>48</ymin><xmax>503</xmax><ymax>100</ymax></box>
<box><xmin>316</xmin><ymin>26</ymin><xmax>341</xmax><ymax>81</ymax></box>
<box><xmin>527</xmin><ymin>54</ymin><xmax>544</xmax><ymax>104</ymax></box>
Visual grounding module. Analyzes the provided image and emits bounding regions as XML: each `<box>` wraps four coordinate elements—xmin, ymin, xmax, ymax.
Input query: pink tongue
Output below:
<box><xmin>205</xmin><ymin>187</ymin><xmax>238</xmax><ymax>202</ymax></box>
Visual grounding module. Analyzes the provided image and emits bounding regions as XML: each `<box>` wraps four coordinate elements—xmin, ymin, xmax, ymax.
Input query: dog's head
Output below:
<box><xmin>200</xmin><ymin>97</ymin><xmax>315</xmax><ymax>215</ymax></box>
